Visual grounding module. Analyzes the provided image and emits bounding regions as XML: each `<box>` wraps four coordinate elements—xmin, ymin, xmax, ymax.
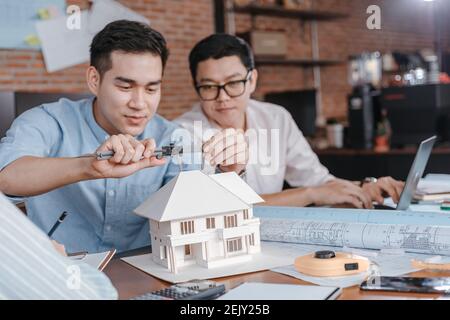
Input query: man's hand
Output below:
<box><xmin>203</xmin><ymin>128</ymin><xmax>248</xmax><ymax>174</ymax></box>
<box><xmin>90</xmin><ymin>134</ymin><xmax>166</xmax><ymax>179</ymax></box>
<box><xmin>51</xmin><ymin>240</ymin><xmax>67</xmax><ymax>257</ymax></box>
<box><xmin>362</xmin><ymin>176</ymin><xmax>405</xmax><ymax>204</ymax></box>
<box><xmin>307</xmin><ymin>179</ymin><xmax>373</xmax><ymax>209</ymax></box>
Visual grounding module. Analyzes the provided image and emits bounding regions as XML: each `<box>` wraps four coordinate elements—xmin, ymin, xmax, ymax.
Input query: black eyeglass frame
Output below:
<box><xmin>195</xmin><ymin>69</ymin><xmax>254</xmax><ymax>101</ymax></box>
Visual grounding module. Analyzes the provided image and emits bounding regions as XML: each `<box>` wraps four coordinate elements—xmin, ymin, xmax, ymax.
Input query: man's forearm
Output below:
<box><xmin>260</xmin><ymin>187</ymin><xmax>315</xmax><ymax>207</ymax></box>
<box><xmin>0</xmin><ymin>156</ymin><xmax>98</xmax><ymax>197</ymax></box>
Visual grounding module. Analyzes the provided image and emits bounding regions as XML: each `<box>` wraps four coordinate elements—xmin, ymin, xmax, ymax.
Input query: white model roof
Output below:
<box><xmin>209</xmin><ymin>172</ymin><xmax>264</xmax><ymax>205</ymax></box>
<box><xmin>134</xmin><ymin>170</ymin><xmax>251</xmax><ymax>222</ymax></box>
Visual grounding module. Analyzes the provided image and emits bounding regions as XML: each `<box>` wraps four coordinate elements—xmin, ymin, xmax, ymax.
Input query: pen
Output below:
<box><xmin>47</xmin><ymin>211</ymin><xmax>68</xmax><ymax>238</ymax></box>
<box><xmin>67</xmin><ymin>251</ymin><xmax>88</xmax><ymax>260</ymax></box>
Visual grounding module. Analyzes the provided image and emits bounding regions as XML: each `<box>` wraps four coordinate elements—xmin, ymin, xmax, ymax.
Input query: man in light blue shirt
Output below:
<box><xmin>0</xmin><ymin>21</ymin><xmax>194</xmax><ymax>253</ymax></box>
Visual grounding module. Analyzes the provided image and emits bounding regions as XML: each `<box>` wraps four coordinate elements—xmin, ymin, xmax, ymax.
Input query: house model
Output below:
<box><xmin>134</xmin><ymin>170</ymin><xmax>264</xmax><ymax>274</ymax></box>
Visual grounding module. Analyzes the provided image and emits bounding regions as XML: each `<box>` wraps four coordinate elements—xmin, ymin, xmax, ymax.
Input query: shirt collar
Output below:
<box><xmin>82</xmin><ymin>97</ymin><xmax>111</xmax><ymax>143</ymax></box>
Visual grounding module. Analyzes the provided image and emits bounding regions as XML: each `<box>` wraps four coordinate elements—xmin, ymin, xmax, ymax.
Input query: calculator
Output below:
<box><xmin>130</xmin><ymin>279</ymin><xmax>226</xmax><ymax>300</ymax></box>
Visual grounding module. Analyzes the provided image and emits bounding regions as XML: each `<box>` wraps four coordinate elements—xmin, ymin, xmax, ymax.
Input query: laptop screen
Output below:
<box><xmin>396</xmin><ymin>136</ymin><xmax>437</xmax><ymax>210</ymax></box>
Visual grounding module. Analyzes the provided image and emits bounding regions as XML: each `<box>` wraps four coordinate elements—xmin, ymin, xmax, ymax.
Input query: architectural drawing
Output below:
<box><xmin>260</xmin><ymin>218</ymin><xmax>450</xmax><ymax>256</ymax></box>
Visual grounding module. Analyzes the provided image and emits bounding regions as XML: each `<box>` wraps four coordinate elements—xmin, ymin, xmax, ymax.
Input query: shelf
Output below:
<box><xmin>255</xmin><ymin>58</ymin><xmax>344</xmax><ymax>67</ymax></box>
<box><xmin>232</xmin><ymin>5</ymin><xmax>349</xmax><ymax>21</ymax></box>
<box><xmin>315</xmin><ymin>147</ymin><xmax>450</xmax><ymax>156</ymax></box>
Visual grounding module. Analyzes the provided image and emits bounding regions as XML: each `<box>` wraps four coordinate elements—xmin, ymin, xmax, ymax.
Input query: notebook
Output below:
<box><xmin>69</xmin><ymin>249</ymin><xmax>116</xmax><ymax>271</ymax></box>
<box><xmin>217</xmin><ymin>282</ymin><xmax>342</xmax><ymax>300</ymax></box>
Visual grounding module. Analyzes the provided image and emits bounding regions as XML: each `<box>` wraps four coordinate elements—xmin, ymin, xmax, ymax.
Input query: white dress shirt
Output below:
<box><xmin>175</xmin><ymin>99</ymin><xmax>334</xmax><ymax>195</ymax></box>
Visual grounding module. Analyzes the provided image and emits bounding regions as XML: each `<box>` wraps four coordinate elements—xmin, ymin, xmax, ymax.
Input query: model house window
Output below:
<box><xmin>243</xmin><ymin>209</ymin><xmax>249</xmax><ymax>220</ymax></box>
<box><xmin>224</xmin><ymin>214</ymin><xmax>237</xmax><ymax>228</ymax></box>
<box><xmin>227</xmin><ymin>238</ymin><xmax>242</xmax><ymax>253</ymax></box>
<box><xmin>181</xmin><ymin>220</ymin><xmax>194</xmax><ymax>235</ymax></box>
<box><xmin>185</xmin><ymin>244</ymin><xmax>191</xmax><ymax>255</ymax></box>
<box><xmin>249</xmin><ymin>233</ymin><xmax>255</xmax><ymax>246</ymax></box>
<box><xmin>206</xmin><ymin>217</ymin><xmax>215</xmax><ymax>229</ymax></box>
<box><xmin>160</xmin><ymin>246</ymin><xmax>167</xmax><ymax>260</ymax></box>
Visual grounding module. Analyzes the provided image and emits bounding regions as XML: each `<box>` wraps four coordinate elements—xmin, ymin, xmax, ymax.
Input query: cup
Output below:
<box><xmin>327</xmin><ymin>123</ymin><xmax>344</xmax><ymax>148</ymax></box>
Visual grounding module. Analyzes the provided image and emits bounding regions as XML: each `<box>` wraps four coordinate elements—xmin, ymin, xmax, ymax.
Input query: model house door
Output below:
<box><xmin>184</xmin><ymin>244</ymin><xmax>192</xmax><ymax>259</ymax></box>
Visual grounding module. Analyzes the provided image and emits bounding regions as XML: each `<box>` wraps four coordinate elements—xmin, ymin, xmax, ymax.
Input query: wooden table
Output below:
<box><xmin>104</xmin><ymin>254</ymin><xmax>450</xmax><ymax>300</ymax></box>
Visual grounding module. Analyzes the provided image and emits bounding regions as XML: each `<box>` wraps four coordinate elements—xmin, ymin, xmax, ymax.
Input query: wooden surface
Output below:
<box><xmin>104</xmin><ymin>255</ymin><xmax>450</xmax><ymax>300</ymax></box>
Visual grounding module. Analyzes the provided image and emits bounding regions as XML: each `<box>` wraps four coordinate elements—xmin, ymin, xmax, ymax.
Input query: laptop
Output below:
<box><xmin>374</xmin><ymin>135</ymin><xmax>437</xmax><ymax>210</ymax></box>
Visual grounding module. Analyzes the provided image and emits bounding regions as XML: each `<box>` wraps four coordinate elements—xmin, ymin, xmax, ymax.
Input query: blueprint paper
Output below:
<box><xmin>254</xmin><ymin>206</ymin><xmax>450</xmax><ymax>226</ymax></box>
<box><xmin>260</xmin><ymin>218</ymin><xmax>450</xmax><ymax>256</ymax></box>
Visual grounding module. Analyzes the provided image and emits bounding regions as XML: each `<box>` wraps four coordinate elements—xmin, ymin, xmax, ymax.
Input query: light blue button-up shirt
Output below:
<box><xmin>0</xmin><ymin>97</ymin><xmax>195</xmax><ymax>253</ymax></box>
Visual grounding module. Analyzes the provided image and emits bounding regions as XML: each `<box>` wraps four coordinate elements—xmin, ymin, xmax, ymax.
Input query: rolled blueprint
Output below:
<box><xmin>260</xmin><ymin>218</ymin><xmax>450</xmax><ymax>256</ymax></box>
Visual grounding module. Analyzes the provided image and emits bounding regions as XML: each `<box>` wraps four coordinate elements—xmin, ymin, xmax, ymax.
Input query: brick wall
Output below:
<box><xmin>0</xmin><ymin>0</ymin><xmax>449</xmax><ymax>121</ymax></box>
<box><xmin>0</xmin><ymin>0</ymin><xmax>214</xmax><ymax>120</ymax></box>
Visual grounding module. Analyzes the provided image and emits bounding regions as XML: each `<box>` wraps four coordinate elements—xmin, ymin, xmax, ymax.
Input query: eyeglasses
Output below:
<box><xmin>196</xmin><ymin>70</ymin><xmax>253</xmax><ymax>101</ymax></box>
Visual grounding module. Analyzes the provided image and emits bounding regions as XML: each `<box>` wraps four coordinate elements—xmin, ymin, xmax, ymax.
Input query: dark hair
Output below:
<box><xmin>90</xmin><ymin>20</ymin><xmax>169</xmax><ymax>77</ymax></box>
<box><xmin>189</xmin><ymin>33</ymin><xmax>255</xmax><ymax>82</ymax></box>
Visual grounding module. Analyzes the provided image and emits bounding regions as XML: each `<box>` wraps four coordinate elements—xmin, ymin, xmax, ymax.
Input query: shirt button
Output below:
<box><xmin>104</xmin><ymin>135</ymin><xmax>109</xmax><ymax>140</ymax></box>
<box><xmin>105</xmin><ymin>225</ymin><xmax>112</xmax><ymax>231</ymax></box>
<box><xmin>108</xmin><ymin>190</ymin><xmax>115</xmax><ymax>197</ymax></box>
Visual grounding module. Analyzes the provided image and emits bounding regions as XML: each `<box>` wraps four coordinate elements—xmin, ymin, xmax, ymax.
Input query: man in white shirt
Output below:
<box><xmin>175</xmin><ymin>34</ymin><xmax>403</xmax><ymax>208</ymax></box>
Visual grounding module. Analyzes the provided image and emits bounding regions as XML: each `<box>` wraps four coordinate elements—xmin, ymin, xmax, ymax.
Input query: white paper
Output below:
<box><xmin>121</xmin><ymin>241</ymin><xmax>295</xmax><ymax>283</ymax></box>
<box><xmin>70</xmin><ymin>251</ymin><xmax>114</xmax><ymax>270</ymax></box>
<box><xmin>217</xmin><ymin>282</ymin><xmax>341</xmax><ymax>300</ymax></box>
<box><xmin>417</xmin><ymin>179</ymin><xmax>450</xmax><ymax>195</ymax></box>
<box><xmin>424</xmin><ymin>174</ymin><xmax>450</xmax><ymax>182</ymax></box>
<box><xmin>36</xmin><ymin>12</ymin><xmax>91</xmax><ymax>72</ymax></box>
<box><xmin>267</xmin><ymin>242</ymin><xmax>443</xmax><ymax>288</ymax></box>
<box><xmin>87</xmin><ymin>0</ymin><xmax>149</xmax><ymax>34</ymax></box>
<box><xmin>36</xmin><ymin>0</ymin><xmax>150</xmax><ymax>72</ymax></box>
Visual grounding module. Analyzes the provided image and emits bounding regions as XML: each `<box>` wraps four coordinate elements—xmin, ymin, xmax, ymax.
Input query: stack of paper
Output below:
<box><xmin>415</xmin><ymin>175</ymin><xmax>450</xmax><ymax>201</ymax></box>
